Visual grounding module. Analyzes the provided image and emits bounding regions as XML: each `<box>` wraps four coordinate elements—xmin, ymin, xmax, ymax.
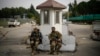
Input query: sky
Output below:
<box><xmin>0</xmin><ymin>0</ymin><xmax>89</xmax><ymax>11</ymax></box>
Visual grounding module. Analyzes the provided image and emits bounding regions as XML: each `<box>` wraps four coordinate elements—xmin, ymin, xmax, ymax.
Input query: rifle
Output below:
<box><xmin>51</xmin><ymin>36</ymin><xmax>66</xmax><ymax>46</ymax></box>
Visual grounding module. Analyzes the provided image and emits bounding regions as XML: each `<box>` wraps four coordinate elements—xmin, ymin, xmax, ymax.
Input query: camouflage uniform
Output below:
<box><xmin>49</xmin><ymin>31</ymin><xmax>62</xmax><ymax>54</ymax></box>
<box><xmin>30</xmin><ymin>28</ymin><xmax>42</xmax><ymax>54</ymax></box>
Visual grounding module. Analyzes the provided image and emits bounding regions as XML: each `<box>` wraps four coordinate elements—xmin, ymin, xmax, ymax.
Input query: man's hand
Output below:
<box><xmin>58</xmin><ymin>39</ymin><xmax>61</xmax><ymax>41</ymax></box>
<box><xmin>30</xmin><ymin>41</ymin><xmax>34</xmax><ymax>44</ymax></box>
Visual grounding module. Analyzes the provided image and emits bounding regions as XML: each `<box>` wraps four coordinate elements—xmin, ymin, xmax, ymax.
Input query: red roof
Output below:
<box><xmin>37</xmin><ymin>0</ymin><xmax>66</xmax><ymax>9</ymax></box>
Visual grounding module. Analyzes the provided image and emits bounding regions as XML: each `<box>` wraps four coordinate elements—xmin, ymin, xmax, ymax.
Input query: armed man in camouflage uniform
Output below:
<box><xmin>49</xmin><ymin>27</ymin><xmax>62</xmax><ymax>54</ymax></box>
<box><xmin>30</xmin><ymin>28</ymin><xmax>42</xmax><ymax>55</ymax></box>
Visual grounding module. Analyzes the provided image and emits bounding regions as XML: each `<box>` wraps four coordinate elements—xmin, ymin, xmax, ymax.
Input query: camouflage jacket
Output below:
<box><xmin>49</xmin><ymin>31</ymin><xmax>62</xmax><ymax>41</ymax></box>
<box><xmin>30</xmin><ymin>31</ymin><xmax>42</xmax><ymax>41</ymax></box>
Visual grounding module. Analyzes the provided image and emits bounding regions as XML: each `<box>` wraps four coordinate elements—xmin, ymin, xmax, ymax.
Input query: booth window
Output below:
<box><xmin>55</xmin><ymin>11</ymin><xmax>60</xmax><ymax>24</ymax></box>
<box><xmin>44</xmin><ymin>10</ymin><xmax>49</xmax><ymax>24</ymax></box>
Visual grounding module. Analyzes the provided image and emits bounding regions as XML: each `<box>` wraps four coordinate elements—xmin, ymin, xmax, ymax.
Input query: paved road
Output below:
<box><xmin>0</xmin><ymin>23</ymin><xmax>100</xmax><ymax>56</ymax></box>
<box><xmin>0</xmin><ymin>23</ymin><xmax>33</xmax><ymax>56</ymax></box>
<box><xmin>68</xmin><ymin>24</ymin><xmax>100</xmax><ymax>56</ymax></box>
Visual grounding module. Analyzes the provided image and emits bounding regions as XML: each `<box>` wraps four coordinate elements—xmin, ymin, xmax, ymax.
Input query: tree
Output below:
<box><xmin>27</xmin><ymin>13</ymin><xmax>34</xmax><ymax>18</ymax></box>
<box><xmin>68</xmin><ymin>0</ymin><xmax>100</xmax><ymax>17</ymax></box>
<box><xmin>68</xmin><ymin>0</ymin><xmax>78</xmax><ymax>17</ymax></box>
<box><xmin>76</xmin><ymin>2</ymin><xmax>88</xmax><ymax>15</ymax></box>
<box><xmin>28</xmin><ymin>4</ymin><xmax>40</xmax><ymax>24</ymax></box>
<box><xmin>76</xmin><ymin>0</ymin><xmax>100</xmax><ymax>15</ymax></box>
<box><xmin>0</xmin><ymin>5</ymin><xmax>40</xmax><ymax>24</ymax></box>
<box><xmin>88</xmin><ymin>0</ymin><xmax>100</xmax><ymax>14</ymax></box>
<box><xmin>18</xmin><ymin>7</ymin><xmax>27</xmax><ymax>18</ymax></box>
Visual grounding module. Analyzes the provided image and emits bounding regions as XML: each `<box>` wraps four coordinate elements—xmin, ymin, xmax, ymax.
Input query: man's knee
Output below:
<box><xmin>36</xmin><ymin>41</ymin><xmax>39</xmax><ymax>44</ymax></box>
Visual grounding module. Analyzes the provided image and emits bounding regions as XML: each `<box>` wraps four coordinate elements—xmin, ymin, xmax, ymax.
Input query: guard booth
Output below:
<box><xmin>36</xmin><ymin>0</ymin><xmax>76</xmax><ymax>51</ymax></box>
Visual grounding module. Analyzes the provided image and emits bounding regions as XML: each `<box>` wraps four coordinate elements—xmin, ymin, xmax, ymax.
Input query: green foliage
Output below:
<box><xmin>27</xmin><ymin>13</ymin><xmax>34</xmax><ymax>18</ymax></box>
<box><xmin>68</xmin><ymin>0</ymin><xmax>78</xmax><ymax>17</ymax></box>
<box><xmin>63</xmin><ymin>12</ymin><xmax>68</xmax><ymax>19</ymax></box>
<box><xmin>28</xmin><ymin>4</ymin><xmax>40</xmax><ymax>24</ymax></box>
<box><xmin>76</xmin><ymin>1</ymin><xmax>88</xmax><ymax>15</ymax></box>
<box><xmin>0</xmin><ymin>19</ymin><xmax>8</xmax><ymax>27</ymax></box>
<box><xmin>0</xmin><ymin>5</ymin><xmax>40</xmax><ymax>24</ymax></box>
<box><xmin>68</xmin><ymin>0</ymin><xmax>100</xmax><ymax>17</ymax></box>
<box><xmin>0</xmin><ymin>7</ymin><xmax>27</xmax><ymax>18</ymax></box>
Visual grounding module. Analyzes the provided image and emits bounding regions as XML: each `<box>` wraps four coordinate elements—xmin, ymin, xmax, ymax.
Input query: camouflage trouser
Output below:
<box><xmin>30</xmin><ymin>39</ymin><xmax>40</xmax><ymax>53</ymax></box>
<box><xmin>50</xmin><ymin>40</ymin><xmax>62</xmax><ymax>54</ymax></box>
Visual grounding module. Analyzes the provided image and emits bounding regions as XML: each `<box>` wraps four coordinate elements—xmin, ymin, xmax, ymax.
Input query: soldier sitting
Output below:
<box><xmin>49</xmin><ymin>27</ymin><xmax>62</xmax><ymax>55</ymax></box>
<box><xmin>30</xmin><ymin>28</ymin><xmax>42</xmax><ymax>55</ymax></box>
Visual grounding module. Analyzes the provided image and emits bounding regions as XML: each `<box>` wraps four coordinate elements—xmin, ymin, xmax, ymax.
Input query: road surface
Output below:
<box><xmin>0</xmin><ymin>23</ymin><xmax>100</xmax><ymax>56</ymax></box>
<box><xmin>0</xmin><ymin>23</ymin><xmax>33</xmax><ymax>56</ymax></box>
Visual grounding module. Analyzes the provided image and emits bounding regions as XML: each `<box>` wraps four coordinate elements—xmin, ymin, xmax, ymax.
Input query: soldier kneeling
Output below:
<box><xmin>30</xmin><ymin>28</ymin><xmax>42</xmax><ymax>55</ymax></box>
<box><xmin>49</xmin><ymin>27</ymin><xmax>62</xmax><ymax>55</ymax></box>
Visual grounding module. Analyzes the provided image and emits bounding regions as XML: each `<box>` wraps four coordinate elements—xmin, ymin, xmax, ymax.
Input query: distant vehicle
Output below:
<box><xmin>91</xmin><ymin>20</ymin><xmax>100</xmax><ymax>40</ymax></box>
<box><xmin>8</xmin><ymin>19</ymin><xmax>20</xmax><ymax>27</ymax></box>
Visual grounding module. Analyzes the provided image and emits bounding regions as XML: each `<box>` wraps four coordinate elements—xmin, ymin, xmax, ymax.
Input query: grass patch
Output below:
<box><xmin>0</xmin><ymin>19</ymin><xmax>8</xmax><ymax>27</ymax></box>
